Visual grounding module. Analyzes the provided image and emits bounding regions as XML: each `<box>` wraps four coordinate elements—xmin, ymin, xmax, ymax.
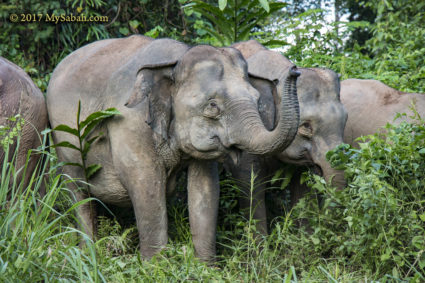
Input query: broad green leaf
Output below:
<box><xmin>129</xmin><ymin>20</ymin><xmax>140</xmax><ymax>29</ymax></box>
<box><xmin>218</xmin><ymin>0</ymin><xmax>227</xmax><ymax>11</ymax></box>
<box><xmin>119</xmin><ymin>27</ymin><xmax>129</xmax><ymax>36</ymax></box>
<box><xmin>51</xmin><ymin>141</ymin><xmax>80</xmax><ymax>151</ymax></box>
<box><xmin>63</xmin><ymin>162</ymin><xmax>84</xmax><ymax>169</ymax></box>
<box><xmin>86</xmin><ymin>164</ymin><xmax>102</xmax><ymax>179</ymax></box>
<box><xmin>80</xmin><ymin>108</ymin><xmax>120</xmax><ymax>129</ymax></box>
<box><xmin>270</xmin><ymin>168</ymin><xmax>283</xmax><ymax>185</ymax></box>
<box><xmin>81</xmin><ymin>119</ymin><xmax>105</xmax><ymax>141</ymax></box>
<box><xmin>53</xmin><ymin>124</ymin><xmax>79</xmax><ymax>137</ymax></box>
<box><xmin>258</xmin><ymin>0</ymin><xmax>269</xmax><ymax>12</ymax></box>
<box><xmin>81</xmin><ymin>109</ymin><xmax>120</xmax><ymax>140</ymax></box>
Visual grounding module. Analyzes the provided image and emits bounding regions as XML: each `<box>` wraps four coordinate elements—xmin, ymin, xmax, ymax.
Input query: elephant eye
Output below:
<box><xmin>299</xmin><ymin>121</ymin><xmax>313</xmax><ymax>138</ymax></box>
<box><xmin>204</xmin><ymin>100</ymin><xmax>221</xmax><ymax>119</ymax></box>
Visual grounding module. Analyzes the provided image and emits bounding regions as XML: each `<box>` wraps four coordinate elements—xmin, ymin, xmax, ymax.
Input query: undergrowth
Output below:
<box><xmin>1</xmin><ymin>109</ymin><xmax>425</xmax><ymax>281</ymax></box>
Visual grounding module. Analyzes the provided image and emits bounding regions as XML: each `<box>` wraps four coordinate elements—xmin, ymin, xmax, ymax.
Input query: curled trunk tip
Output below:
<box><xmin>289</xmin><ymin>66</ymin><xmax>301</xmax><ymax>78</ymax></box>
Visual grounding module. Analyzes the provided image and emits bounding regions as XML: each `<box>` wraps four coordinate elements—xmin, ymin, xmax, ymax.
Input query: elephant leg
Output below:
<box><xmin>289</xmin><ymin>167</ymin><xmax>314</xmax><ymax>232</ymax></box>
<box><xmin>229</xmin><ymin>154</ymin><xmax>268</xmax><ymax>236</ymax></box>
<box><xmin>130</xmin><ymin>169</ymin><xmax>168</xmax><ymax>259</ymax></box>
<box><xmin>289</xmin><ymin>167</ymin><xmax>311</xmax><ymax>208</ymax></box>
<box><xmin>187</xmin><ymin>160</ymin><xmax>219</xmax><ymax>262</ymax></box>
<box><xmin>113</xmin><ymin>159</ymin><xmax>168</xmax><ymax>258</ymax></box>
<box><xmin>108</xmin><ymin>122</ymin><xmax>168</xmax><ymax>259</ymax></box>
<box><xmin>112</xmin><ymin>155</ymin><xmax>168</xmax><ymax>259</ymax></box>
<box><xmin>63</xmin><ymin>165</ymin><xmax>97</xmax><ymax>241</ymax></box>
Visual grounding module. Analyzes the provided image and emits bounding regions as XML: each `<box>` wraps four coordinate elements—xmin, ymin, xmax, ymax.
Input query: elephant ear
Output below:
<box><xmin>125</xmin><ymin>39</ymin><xmax>189</xmax><ymax>147</ymax></box>
<box><xmin>246</xmin><ymin>50</ymin><xmax>294</xmax><ymax>83</ymax></box>
<box><xmin>246</xmin><ymin>50</ymin><xmax>295</xmax><ymax>130</ymax></box>
<box><xmin>248</xmin><ymin>73</ymin><xmax>279</xmax><ymax>131</ymax></box>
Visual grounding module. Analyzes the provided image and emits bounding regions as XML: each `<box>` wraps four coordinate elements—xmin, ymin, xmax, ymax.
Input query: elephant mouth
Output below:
<box><xmin>184</xmin><ymin>135</ymin><xmax>229</xmax><ymax>160</ymax></box>
<box><xmin>311</xmin><ymin>164</ymin><xmax>323</xmax><ymax>176</ymax></box>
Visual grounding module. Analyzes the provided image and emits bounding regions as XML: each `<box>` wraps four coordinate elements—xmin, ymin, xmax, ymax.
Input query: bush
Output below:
<box><xmin>292</xmin><ymin>107</ymin><xmax>425</xmax><ymax>280</ymax></box>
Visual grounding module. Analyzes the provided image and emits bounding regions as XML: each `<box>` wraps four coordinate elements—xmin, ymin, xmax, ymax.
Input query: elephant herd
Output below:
<box><xmin>1</xmin><ymin>35</ymin><xmax>424</xmax><ymax>262</ymax></box>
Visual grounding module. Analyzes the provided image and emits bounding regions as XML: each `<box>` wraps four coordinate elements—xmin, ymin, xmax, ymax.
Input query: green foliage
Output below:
<box><xmin>184</xmin><ymin>0</ymin><xmax>287</xmax><ymax>45</ymax></box>
<box><xmin>47</xmin><ymin>101</ymin><xmax>120</xmax><ymax>183</ymax></box>
<box><xmin>282</xmin><ymin>1</ymin><xmax>425</xmax><ymax>92</ymax></box>
<box><xmin>0</xmin><ymin>134</ymin><xmax>104</xmax><ymax>282</ymax></box>
<box><xmin>0</xmin><ymin>0</ymin><xmax>109</xmax><ymax>91</ymax></box>
<box><xmin>363</xmin><ymin>0</ymin><xmax>425</xmax><ymax>92</ymax></box>
<box><xmin>2</xmin><ymin>1</ymin><xmax>425</xmax><ymax>281</ymax></box>
<box><xmin>292</xmin><ymin>107</ymin><xmax>425</xmax><ymax>280</ymax></box>
<box><xmin>0</xmin><ymin>115</ymin><xmax>24</xmax><ymax>151</ymax></box>
<box><xmin>1</xmin><ymin>0</ymin><xmax>198</xmax><ymax>92</ymax></box>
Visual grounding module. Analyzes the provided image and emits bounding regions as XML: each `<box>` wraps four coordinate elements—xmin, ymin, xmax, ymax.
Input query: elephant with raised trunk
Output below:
<box><xmin>46</xmin><ymin>35</ymin><xmax>300</xmax><ymax>261</ymax></box>
<box><xmin>0</xmin><ymin>57</ymin><xmax>47</xmax><ymax>189</ymax></box>
<box><xmin>341</xmin><ymin>79</ymin><xmax>425</xmax><ymax>146</ymax></box>
<box><xmin>222</xmin><ymin>40</ymin><xmax>347</xmax><ymax>234</ymax></box>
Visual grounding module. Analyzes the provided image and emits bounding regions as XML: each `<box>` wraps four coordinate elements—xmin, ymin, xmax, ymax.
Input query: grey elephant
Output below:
<box><xmin>46</xmin><ymin>35</ymin><xmax>300</xmax><ymax>261</ymax></box>
<box><xmin>215</xmin><ymin>40</ymin><xmax>346</xmax><ymax>234</ymax></box>
<box><xmin>0</xmin><ymin>57</ymin><xmax>47</xmax><ymax>189</ymax></box>
<box><xmin>341</xmin><ymin>79</ymin><xmax>425</xmax><ymax>146</ymax></box>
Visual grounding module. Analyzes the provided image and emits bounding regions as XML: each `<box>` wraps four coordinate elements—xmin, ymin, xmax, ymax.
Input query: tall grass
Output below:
<box><xmin>0</xmin><ymin>134</ymin><xmax>103</xmax><ymax>282</ymax></box>
<box><xmin>2</xmin><ymin>111</ymin><xmax>424</xmax><ymax>281</ymax></box>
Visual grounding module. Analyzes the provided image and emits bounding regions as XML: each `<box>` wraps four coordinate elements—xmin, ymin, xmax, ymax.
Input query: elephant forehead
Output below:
<box><xmin>193</xmin><ymin>60</ymin><xmax>224</xmax><ymax>82</ymax></box>
<box><xmin>296</xmin><ymin>69</ymin><xmax>339</xmax><ymax>101</ymax></box>
<box><xmin>301</xmin><ymin>102</ymin><xmax>345</xmax><ymax>123</ymax></box>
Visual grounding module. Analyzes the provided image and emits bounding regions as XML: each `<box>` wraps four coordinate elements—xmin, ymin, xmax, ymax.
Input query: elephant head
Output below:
<box><xmin>125</xmin><ymin>39</ymin><xmax>301</xmax><ymax>165</ymax></box>
<box><xmin>245</xmin><ymin>49</ymin><xmax>347</xmax><ymax>188</ymax></box>
<box><xmin>278</xmin><ymin>68</ymin><xmax>348</xmax><ymax>188</ymax></box>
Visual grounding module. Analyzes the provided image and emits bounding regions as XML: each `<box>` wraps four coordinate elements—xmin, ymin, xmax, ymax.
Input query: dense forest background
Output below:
<box><xmin>1</xmin><ymin>0</ymin><xmax>425</xmax><ymax>281</ymax></box>
<box><xmin>1</xmin><ymin>0</ymin><xmax>424</xmax><ymax>92</ymax></box>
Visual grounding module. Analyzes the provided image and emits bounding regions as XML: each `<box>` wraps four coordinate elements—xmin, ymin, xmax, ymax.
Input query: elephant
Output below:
<box><xmin>206</xmin><ymin>40</ymin><xmax>346</xmax><ymax>234</ymax></box>
<box><xmin>0</xmin><ymin>57</ymin><xmax>48</xmax><ymax>190</ymax></box>
<box><xmin>46</xmin><ymin>35</ymin><xmax>301</xmax><ymax>261</ymax></box>
<box><xmin>341</xmin><ymin>79</ymin><xmax>425</xmax><ymax>146</ymax></box>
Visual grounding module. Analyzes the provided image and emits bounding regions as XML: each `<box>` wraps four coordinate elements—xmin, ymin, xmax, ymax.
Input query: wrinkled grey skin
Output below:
<box><xmin>46</xmin><ymin>35</ymin><xmax>300</xmax><ymax>261</ymax></box>
<box><xmin>224</xmin><ymin>40</ymin><xmax>348</xmax><ymax>234</ymax></box>
<box><xmin>341</xmin><ymin>79</ymin><xmax>425</xmax><ymax>146</ymax></box>
<box><xmin>0</xmin><ymin>57</ymin><xmax>47</xmax><ymax>189</ymax></box>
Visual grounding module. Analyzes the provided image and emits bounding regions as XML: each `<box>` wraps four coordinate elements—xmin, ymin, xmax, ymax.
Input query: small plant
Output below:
<box><xmin>44</xmin><ymin>101</ymin><xmax>120</xmax><ymax>239</ymax></box>
<box><xmin>47</xmin><ymin>101</ymin><xmax>120</xmax><ymax>184</ymax></box>
<box><xmin>184</xmin><ymin>0</ymin><xmax>287</xmax><ymax>45</ymax></box>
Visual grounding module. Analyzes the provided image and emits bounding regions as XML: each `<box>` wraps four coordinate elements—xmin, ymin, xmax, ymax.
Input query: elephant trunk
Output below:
<box><xmin>319</xmin><ymin>162</ymin><xmax>346</xmax><ymax>189</ymax></box>
<box><xmin>312</xmin><ymin>142</ymin><xmax>346</xmax><ymax>189</ymax></box>
<box><xmin>232</xmin><ymin>66</ymin><xmax>300</xmax><ymax>155</ymax></box>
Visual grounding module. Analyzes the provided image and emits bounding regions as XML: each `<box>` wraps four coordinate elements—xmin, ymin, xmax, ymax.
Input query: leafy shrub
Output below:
<box><xmin>184</xmin><ymin>0</ymin><xmax>287</xmax><ymax>46</ymax></box>
<box><xmin>292</xmin><ymin>107</ymin><xmax>425</xmax><ymax>280</ymax></box>
<box><xmin>364</xmin><ymin>0</ymin><xmax>425</xmax><ymax>92</ymax></box>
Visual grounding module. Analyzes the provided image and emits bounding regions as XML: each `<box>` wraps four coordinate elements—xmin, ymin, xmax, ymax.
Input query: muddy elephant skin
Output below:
<box><xmin>224</xmin><ymin>40</ymin><xmax>347</xmax><ymax>234</ymax></box>
<box><xmin>0</xmin><ymin>57</ymin><xmax>47</xmax><ymax>189</ymax></box>
<box><xmin>341</xmin><ymin>79</ymin><xmax>425</xmax><ymax>146</ymax></box>
<box><xmin>46</xmin><ymin>35</ymin><xmax>301</xmax><ymax>261</ymax></box>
